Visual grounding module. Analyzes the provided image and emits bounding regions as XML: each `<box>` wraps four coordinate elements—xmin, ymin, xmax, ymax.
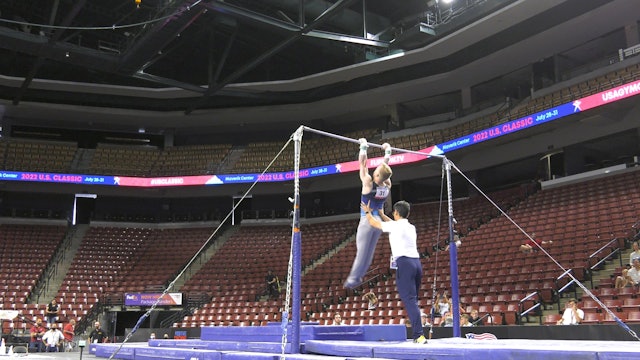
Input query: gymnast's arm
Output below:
<box><xmin>378</xmin><ymin>208</ymin><xmax>392</xmax><ymax>222</ymax></box>
<box><xmin>361</xmin><ymin>202</ymin><xmax>383</xmax><ymax>230</ymax></box>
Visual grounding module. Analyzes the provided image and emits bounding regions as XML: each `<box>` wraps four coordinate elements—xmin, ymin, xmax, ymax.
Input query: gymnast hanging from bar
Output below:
<box><xmin>344</xmin><ymin>138</ymin><xmax>393</xmax><ymax>289</ymax></box>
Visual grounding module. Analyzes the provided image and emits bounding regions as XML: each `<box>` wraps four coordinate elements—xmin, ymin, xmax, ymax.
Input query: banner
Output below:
<box><xmin>124</xmin><ymin>293</ymin><xmax>183</xmax><ymax>306</ymax></box>
<box><xmin>2</xmin><ymin>79</ymin><xmax>638</xmax><ymax>188</ymax></box>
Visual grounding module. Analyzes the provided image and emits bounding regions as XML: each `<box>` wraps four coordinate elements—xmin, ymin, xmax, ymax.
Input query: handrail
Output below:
<box><xmin>520</xmin><ymin>302</ymin><xmax>540</xmax><ymax>317</ymax></box>
<box><xmin>587</xmin><ymin>238</ymin><xmax>623</xmax><ymax>288</ymax></box>
<box><xmin>588</xmin><ymin>238</ymin><xmax>619</xmax><ymax>260</ymax></box>
<box><xmin>590</xmin><ymin>248</ymin><xmax>621</xmax><ymax>271</ymax></box>
<box><xmin>556</xmin><ymin>279</ymin><xmax>577</xmax><ymax>312</ymax></box>
<box><xmin>518</xmin><ymin>291</ymin><xmax>541</xmax><ymax>324</ymax></box>
<box><xmin>557</xmin><ymin>268</ymin><xmax>572</xmax><ymax>281</ymax></box>
<box><xmin>557</xmin><ymin>279</ymin><xmax>576</xmax><ymax>294</ymax></box>
<box><xmin>519</xmin><ymin>291</ymin><xmax>538</xmax><ymax>303</ymax></box>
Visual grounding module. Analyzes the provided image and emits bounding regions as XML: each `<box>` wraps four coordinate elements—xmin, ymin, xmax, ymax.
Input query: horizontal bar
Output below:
<box><xmin>302</xmin><ymin>126</ymin><xmax>444</xmax><ymax>158</ymax></box>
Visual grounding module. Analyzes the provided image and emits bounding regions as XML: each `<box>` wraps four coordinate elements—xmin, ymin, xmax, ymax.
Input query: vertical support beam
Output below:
<box><xmin>47</xmin><ymin>0</ymin><xmax>61</xmax><ymax>37</ymax></box>
<box><xmin>625</xmin><ymin>23</ymin><xmax>640</xmax><ymax>47</ymax></box>
<box><xmin>290</xmin><ymin>126</ymin><xmax>304</xmax><ymax>353</ymax></box>
<box><xmin>362</xmin><ymin>0</ymin><xmax>367</xmax><ymax>39</ymax></box>
<box><xmin>298</xmin><ymin>0</ymin><xmax>305</xmax><ymax>27</ymax></box>
<box><xmin>445</xmin><ymin>157</ymin><xmax>461</xmax><ymax>337</ymax></box>
<box><xmin>461</xmin><ymin>86</ymin><xmax>472</xmax><ymax>110</ymax></box>
<box><xmin>209</xmin><ymin>26</ymin><xmax>238</xmax><ymax>87</ymax></box>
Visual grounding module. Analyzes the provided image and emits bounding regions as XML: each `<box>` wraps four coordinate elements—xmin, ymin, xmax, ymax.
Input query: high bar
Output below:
<box><xmin>301</xmin><ymin>126</ymin><xmax>444</xmax><ymax>159</ymax></box>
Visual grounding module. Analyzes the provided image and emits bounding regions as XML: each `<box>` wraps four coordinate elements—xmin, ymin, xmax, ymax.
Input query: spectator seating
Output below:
<box><xmin>2</xmin><ymin>169</ymin><xmax>639</xmax><ymax>331</ymax></box>
<box><xmin>154</xmin><ymin>144</ymin><xmax>232</xmax><ymax>176</ymax></box>
<box><xmin>1</xmin><ymin>62</ymin><xmax>640</xmax><ymax>178</ymax></box>
<box><xmin>55</xmin><ymin>226</ymin><xmax>217</xmax><ymax>323</ymax></box>
<box><xmin>2</xmin><ymin>139</ymin><xmax>76</xmax><ymax>173</ymax></box>
<box><xmin>0</xmin><ymin>224</ymin><xmax>66</xmax><ymax>334</ymax></box>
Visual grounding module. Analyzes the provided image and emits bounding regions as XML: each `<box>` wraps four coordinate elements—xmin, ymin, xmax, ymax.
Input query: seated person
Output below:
<box><xmin>420</xmin><ymin>312</ymin><xmax>431</xmax><ymax>327</ymax></box>
<box><xmin>520</xmin><ymin>232</ymin><xmax>552</xmax><ymax>253</ymax></box>
<box><xmin>265</xmin><ymin>270</ymin><xmax>281</xmax><ymax>299</ymax></box>
<box><xmin>363</xmin><ymin>291</ymin><xmax>378</xmax><ymax>310</ymax></box>
<box><xmin>469</xmin><ymin>309</ymin><xmax>484</xmax><ymax>326</ymax></box>
<box><xmin>440</xmin><ymin>312</ymin><xmax>453</xmax><ymax>327</ymax></box>
<box><xmin>615</xmin><ymin>257</ymin><xmax>640</xmax><ymax>288</ymax></box>
<box><xmin>332</xmin><ymin>313</ymin><xmax>344</xmax><ymax>325</ymax></box>
<box><xmin>629</xmin><ymin>241</ymin><xmax>640</xmax><ymax>266</ymax></box>
<box><xmin>433</xmin><ymin>293</ymin><xmax>451</xmax><ymax>318</ymax></box>
<box><xmin>556</xmin><ymin>299</ymin><xmax>584</xmax><ymax>325</ymax></box>
<box><xmin>461</xmin><ymin>314</ymin><xmax>473</xmax><ymax>327</ymax></box>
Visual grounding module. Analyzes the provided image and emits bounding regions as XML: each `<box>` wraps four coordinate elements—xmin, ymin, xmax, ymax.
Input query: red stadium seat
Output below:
<box><xmin>626</xmin><ymin>311</ymin><xmax>640</xmax><ymax>323</ymax></box>
<box><xmin>487</xmin><ymin>313</ymin><xmax>502</xmax><ymax>326</ymax></box>
<box><xmin>543</xmin><ymin>314</ymin><xmax>561</xmax><ymax>325</ymax></box>
<box><xmin>602</xmin><ymin>311</ymin><xmax>627</xmax><ymax>324</ymax></box>
<box><xmin>581</xmin><ymin>312</ymin><xmax>602</xmax><ymax>324</ymax></box>
<box><xmin>622</xmin><ymin>298</ymin><xmax>640</xmax><ymax>310</ymax></box>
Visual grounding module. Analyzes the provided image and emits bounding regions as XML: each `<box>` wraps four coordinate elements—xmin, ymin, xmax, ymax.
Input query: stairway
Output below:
<box><xmin>302</xmin><ymin>233</ymin><xmax>356</xmax><ymax>277</ymax></box>
<box><xmin>538</xmin><ymin>242</ymin><xmax>633</xmax><ymax>324</ymax></box>
<box><xmin>173</xmin><ymin>225</ymin><xmax>240</xmax><ymax>291</ymax></box>
<box><xmin>216</xmin><ymin>146</ymin><xmax>245</xmax><ymax>173</ymax></box>
<box><xmin>31</xmin><ymin>224</ymin><xmax>89</xmax><ymax>304</ymax></box>
<box><xmin>70</xmin><ymin>148</ymin><xmax>94</xmax><ymax>173</ymax></box>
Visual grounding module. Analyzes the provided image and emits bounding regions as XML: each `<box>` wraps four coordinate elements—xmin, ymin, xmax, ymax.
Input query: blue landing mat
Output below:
<box><xmin>199</xmin><ymin>324</ymin><xmax>407</xmax><ymax>343</ymax></box>
<box><xmin>91</xmin><ymin>338</ymin><xmax>640</xmax><ymax>360</ymax></box>
<box><xmin>304</xmin><ymin>337</ymin><xmax>640</xmax><ymax>360</ymax></box>
<box><xmin>91</xmin><ymin>323</ymin><xmax>640</xmax><ymax>360</ymax></box>
<box><xmin>90</xmin><ymin>343</ymin><xmax>398</xmax><ymax>360</ymax></box>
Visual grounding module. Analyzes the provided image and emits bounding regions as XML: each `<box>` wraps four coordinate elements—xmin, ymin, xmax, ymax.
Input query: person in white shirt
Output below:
<box><xmin>556</xmin><ymin>299</ymin><xmax>584</xmax><ymax>325</ymax></box>
<box><xmin>332</xmin><ymin>313</ymin><xmax>344</xmax><ymax>325</ymax></box>
<box><xmin>615</xmin><ymin>258</ymin><xmax>640</xmax><ymax>288</ymax></box>
<box><xmin>362</xmin><ymin>200</ymin><xmax>426</xmax><ymax>344</ymax></box>
<box><xmin>616</xmin><ymin>242</ymin><xmax>640</xmax><ymax>288</ymax></box>
<box><xmin>42</xmin><ymin>323</ymin><xmax>64</xmax><ymax>352</ymax></box>
<box><xmin>363</xmin><ymin>291</ymin><xmax>378</xmax><ymax>310</ymax></box>
<box><xmin>630</xmin><ymin>242</ymin><xmax>640</xmax><ymax>266</ymax></box>
<box><xmin>461</xmin><ymin>314</ymin><xmax>474</xmax><ymax>327</ymax></box>
<box><xmin>420</xmin><ymin>312</ymin><xmax>431</xmax><ymax>327</ymax></box>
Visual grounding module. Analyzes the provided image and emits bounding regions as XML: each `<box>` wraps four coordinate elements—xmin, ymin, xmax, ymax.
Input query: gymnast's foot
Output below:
<box><xmin>413</xmin><ymin>335</ymin><xmax>428</xmax><ymax>344</ymax></box>
<box><xmin>343</xmin><ymin>277</ymin><xmax>362</xmax><ymax>289</ymax></box>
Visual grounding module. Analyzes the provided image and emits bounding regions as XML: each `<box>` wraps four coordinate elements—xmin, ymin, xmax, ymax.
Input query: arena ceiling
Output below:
<box><xmin>0</xmin><ymin>0</ymin><xmax>635</xmax><ymax>132</ymax></box>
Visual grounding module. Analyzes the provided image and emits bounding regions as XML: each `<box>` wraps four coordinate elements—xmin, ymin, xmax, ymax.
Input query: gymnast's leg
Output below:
<box><xmin>344</xmin><ymin>216</ymin><xmax>382</xmax><ymax>288</ymax></box>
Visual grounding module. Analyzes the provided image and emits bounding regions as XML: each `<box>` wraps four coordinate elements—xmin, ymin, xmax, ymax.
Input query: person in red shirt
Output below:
<box><xmin>29</xmin><ymin>317</ymin><xmax>46</xmax><ymax>352</ymax></box>
<box><xmin>63</xmin><ymin>319</ymin><xmax>76</xmax><ymax>352</ymax></box>
<box><xmin>519</xmin><ymin>232</ymin><xmax>552</xmax><ymax>253</ymax></box>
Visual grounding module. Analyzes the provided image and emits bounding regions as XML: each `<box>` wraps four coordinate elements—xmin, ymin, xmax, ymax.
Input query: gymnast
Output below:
<box><xmin>344</xmin><ymin>138</ymin><xmax>393</xmax><ymax>289</ymax></box>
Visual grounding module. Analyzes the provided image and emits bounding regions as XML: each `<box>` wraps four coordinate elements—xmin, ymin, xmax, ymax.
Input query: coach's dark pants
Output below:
<box><xmin>396</xmin><ymin>256</ymin><xmax>423</xmax><ymax>339</ymax></box>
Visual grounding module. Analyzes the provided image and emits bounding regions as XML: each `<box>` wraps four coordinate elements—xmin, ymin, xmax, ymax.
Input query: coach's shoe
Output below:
<box><xmin>413</xmin><ymin>335</ymin><xmax>427</xmax><ymax>344</ymax></box>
